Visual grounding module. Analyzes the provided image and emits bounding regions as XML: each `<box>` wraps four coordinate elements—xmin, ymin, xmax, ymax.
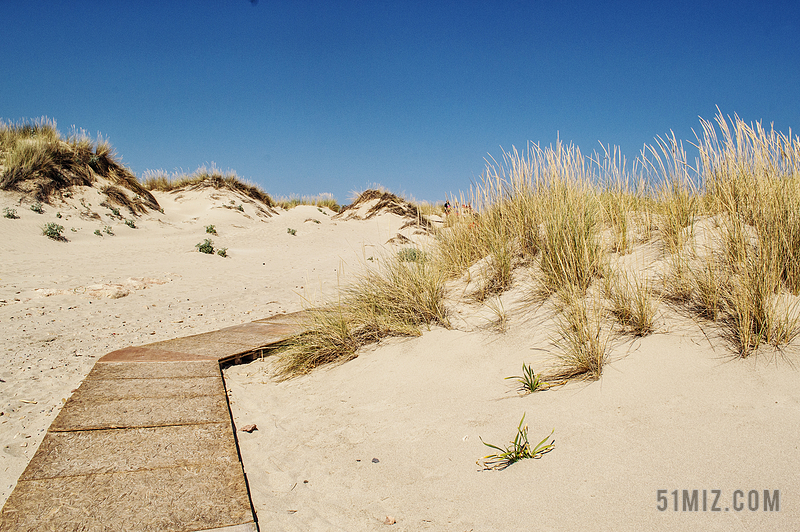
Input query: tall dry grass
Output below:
<box><xmin>276</xmin><ymin>111</ymin><xmax>800</xmax><ymax>378</ymax></box>
<box><xmin>274</xmin><ymin>250</ymin><xmax>449</xmax><ymax>377</ymax></box>
<box><xmin>0</xmin><ymin>117</ymin><xmax>159</xmax><ymax>211</ymax></box>
<box><xmin>142</xmin><ymin>166</ymin><xmax>275</xmax><ymax>208</ymax></box>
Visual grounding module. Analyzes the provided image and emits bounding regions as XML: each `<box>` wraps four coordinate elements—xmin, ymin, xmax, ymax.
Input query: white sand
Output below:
<box><xmin>2</xmin><ymin>187</ymin><xmax>799</xmax><ymax>531</ymax></box>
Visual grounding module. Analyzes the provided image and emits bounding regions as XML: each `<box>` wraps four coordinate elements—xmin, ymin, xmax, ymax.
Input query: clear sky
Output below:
<box><xmin>2</xmin><ymin>1</ymin><xmax>798</xmax><ymax>204</ymax></box>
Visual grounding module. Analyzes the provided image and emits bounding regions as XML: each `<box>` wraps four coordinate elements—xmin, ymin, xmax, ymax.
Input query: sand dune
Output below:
<box><xmin>2</xmin><ymin>184</ymin><xmax>798</xmax><ymax>531</ymax></box>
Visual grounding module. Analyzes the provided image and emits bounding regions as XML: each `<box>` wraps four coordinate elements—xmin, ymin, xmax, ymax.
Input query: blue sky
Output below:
<box><xmin>2</xmin><ymin>1</ymin><xmax>798</xmax><ymax>203</ymax></box>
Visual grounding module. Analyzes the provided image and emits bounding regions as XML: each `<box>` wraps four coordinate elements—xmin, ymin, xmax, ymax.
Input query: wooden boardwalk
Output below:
<box><xmin>0</xmin><ymin>312</ymin><xmax>306</xmax><ymax>532</ymax></box>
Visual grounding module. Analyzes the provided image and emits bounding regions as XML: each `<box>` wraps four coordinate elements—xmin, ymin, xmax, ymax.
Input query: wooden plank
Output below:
<box><xmin>50</xmin><ymin>394</ymin><xmax>230</xmax><ymax>431</ymax></box>
<box><xmin>74</xmin><ymin>376</ymin><xmax>223</xmax><ymax>401</ymax></box>
<box><xmin>89</xmin><ymin>360</ymin><xmax>221</xmax><ymax>379</ymax></box>
<box><xmin>0</xmin><ymin>465</ymin><xmax>255</xmax><ymax>532</ymax></box>
<box><xmin>21</xmin><ymin>424</ymin><xmax>238</xmax><ymax>480</ymax></box>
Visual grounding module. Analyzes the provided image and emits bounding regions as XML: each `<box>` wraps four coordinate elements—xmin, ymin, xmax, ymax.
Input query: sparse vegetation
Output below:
<box><xmin>217</xmin><ymin>247</ymin><xmax>228</xmax><ymax>258</ymax></box>
<box><xmin>275</xmin><ymin>193</ymin><xmax>340</xmax><ymax>212</ymax></box>
<box><xmin>3</xmin><ymin>207</ymin><xmax>18</xmax><ymax>219</ymax></box>
<box><xmin>30</xmin><ymin>202</ymin><xmax>44</xmax><ymax>214</ymax></box>
<box><xmin>478</xmin><ymin>414</ymin><xmax>555</xmax><ymax>470</ymax></box>
<box><xmin>142</xmin><ymin>166</ymin><xmax>275</xmax><ymax>209</ymax></box>
<box><xmin>196</xmin><ymin>238</ymin><xmax>214</xmax><ymax>254</ymax></box>
<box><xmin>94</xmin><ymin>229</ymin><xmax>102</xmax><ymax>236</ymax></box>
<box><xmin>205</xmin><ymin>224</ymin><xmax>217</xmax><ymax>234</ymax></box>
<box><xmin>125</xmin><ymin>219</ymin><xmax>136</xmax><ymax>228</ymax></box>
<box><xmin>287</xmin><ymin>228</ymin><xmax>297</xmax><ymax>236</ymax></box>
<box><xmin>103</xmin><ymin>225</ymin><xmax>114</xmax><ymax>235</ymax></box>
<box><xmin>42</xmin><ymin>222</ymin><xmax>65</xmax><ymax>240</ymax></box>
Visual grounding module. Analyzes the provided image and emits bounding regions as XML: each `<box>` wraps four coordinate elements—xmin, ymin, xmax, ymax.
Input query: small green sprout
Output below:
<box><xmin>94</xmin><ymin>229</ymin><xmax>102</xmax><ymax>236</ymax></box>
<box><xmin>205</xmin><ymin>224</ymin><xmax>217</xmax><ymax>234</ymax></box>
<box><xmin>505</xmin><ymin>363</ymin><xmax>545</xmax><ymax>394</ymax></box>
<box><xmin>103</xmin><ymin>226</ymin><xmax>114</xmax><ymax>235</ymax></box>
<box><xmin>478</xmin><ymin>414</ymin><xmax>555</xmax><ymax>470</ymax></box>
<box><xmin>3</xmin><ymin>207</ymin><xmax>19</xmax><ymax>219</ymax></box>
<box><xmin>125</xmin><ymin>219</ymin><xmax>136</xmax><ymax>228</ymax></box>
<box><xmin>287</xmin><ymin>228</ymin><xmax>297</xmax><ymax>236</ymax></box>
<box><xmin>217</xmin><ymin>247</ymin><xmax>228</xmax><ymax>258</ymax></box>
<box><xmin>30</xmin><ymin>202</ymin><xmax>44</xmax><ymax>214</ymax></box>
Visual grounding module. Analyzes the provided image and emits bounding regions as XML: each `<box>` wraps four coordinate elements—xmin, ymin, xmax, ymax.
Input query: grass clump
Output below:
<box><xmin>205</xmin><ymin>224</ymin><xmax>217</xmax><ymax>234</ymax></box>
<box><xmin>94</xmin><ymin>229</ymin><xmax>102</xmax><ymax>236</ymax></box>
<box><xmin>217</xmin><ymin>247</ymin><xmax>228</xmax><ymax>258</ymax></box>
<box><xmin>103</xmin><ymin>225</ymin><xmax>114</xmax><ymax>235</ymax></box>
<box><xmin>3</xmin><ymin>207</ymin><xmax>19</xmax><ymax>219</ymax></box>
<box><xmin>125</xmin><ymin>219</ymin><xmax>136</xmax><ymax>228</ymax></box>
<box><xmin>42</xmin><ymin>222</ymin><xmax>65</xmax><ymax>240</ymax></box>
<box><xmin>550</xmin><ymin>287</ymin><xmax>608</xmax><ymax>381</ymax></box>
<box><xmin>287</xmin><ymin>228</ymin><xmax>296</xmax><ymax>236</ymax></box>
<box><xmin>30</xmin><ymin>202</ymin><xmax>44</xmax><ymax>214</ymax></box>
<box><xmin>478</xmin><ymin>414</ymin><xmax>555</xmax><ymax>470</ymax></box>
<box><xmin>196</xmin><ymin>238</ymin><xmax>214</xmax><ymax>254</ymax></box>
<box><xmin>603</xmin><ymin>268</ymin><xmax>657</xmax><ymax>336</ymax></box>
<box><xmin>274</xmin><ymin>251</ymin><xmax>449</xmax><ymax>378</ymax></box>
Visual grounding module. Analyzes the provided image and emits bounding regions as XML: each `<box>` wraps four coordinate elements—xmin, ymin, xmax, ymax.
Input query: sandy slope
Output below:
<box><xmin>2</xmin><ymin>187</ymin><xmax>799</xmax><ymax>531</ymax></box>
<box><xmin>0</xmin><ymin>187</ymin><xmax>421</xmax><ymax>506</ymax></box>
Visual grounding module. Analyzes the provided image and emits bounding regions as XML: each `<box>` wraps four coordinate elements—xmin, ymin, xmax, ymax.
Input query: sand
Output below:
<box><xmin>2</xmin><ymin>186</ymin><xmax>799</xmax><ymax>531</ymax></box>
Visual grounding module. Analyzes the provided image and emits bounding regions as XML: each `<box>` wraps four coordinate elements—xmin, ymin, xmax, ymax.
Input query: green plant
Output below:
<box><xmin>478</xmin><ymin>414</ymin><xmax>555</xmax><ymax>470</ymax></box>
<box><xmin>237</xmin><ymin>204</ymin><xmax>244</xmax><ymax>212</ymax></box>
<box><xmin>103</xmin><ymin>225</ymin><xmax>114</xmax><ymax>235</ymax></box>
<box><xmin>125</xmin><ymin>219</ymin><xmax>136</xmax><ymax>228</ymax></box>
<box><xmin>30</xmin><ymin>202</ymin><xmax>44</xmax><ymax>214</ymax></box>
<box><xmin>42</xmin><ymin>222</ymin><xmax>65</xmax><ymax>240</ymax></box>
<box><xmin>398</xmin><ymin>247</ymin><xmax>426</xmax><ymax>263</ymax></box>
<box><xmin>505</xmin><ymin>363</ymin><xmax>545</xmax><ymax>393</ymax></box>
<box><xmin>56</xmin><ymin>212</ymin><xmax>62</xmax><ymax>218</ymax></box>
<box><xmin>94</xmin><ymin>229</ymin><xmax>102</xmax><ymax>236</ymax></box>
<box><xmin>287</xmin><ymin>228</ymin><xmax>297</xmax><ymax>236</ymax></box>
<box><xmin>217</xmin><ymin>247</ymin><xmax>228</xmax><ymax>257</ymax></box>
<box><xmin>196</xmin><ymin>238</ymin><xmax>215</xmax><ymax>254</ymax></box>
<box><xmin>3</xmin><ymin>207</ymin><xmax>19</xmax><ymax>219</ymax></box>
<box><xmin>110</xmin><ymin>207</ymin><xmax>120</xmax><ymax>217</ymax></box>
<box><xmin>205</xmin><ymin>224</ymin><xmax>217</xmax><ymax>234</ymax></box>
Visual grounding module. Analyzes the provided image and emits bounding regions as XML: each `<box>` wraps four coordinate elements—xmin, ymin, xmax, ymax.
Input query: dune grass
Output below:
<box><xmin>273</xmin><ymin>112</ymin><xmax>799</xmax><ymax>378</ymax></box>
<box><xmin>274</xmin><ymin>250</ymin><xmax>449</xmax><ymax>378</ymax></box>
<box><xmin>142</xmin><ymin>166</ymin><xmax>276</xmax><ymax>208</ymax></box>
<box><xmin>0</xmin><ymin>118</ymin><xmax>159</xmax><ymax>211</ymax></box>
<box><xmin>274</xmin><ymin>193</ymin><xmax>340</xmax><ymax>212</ymax></box>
